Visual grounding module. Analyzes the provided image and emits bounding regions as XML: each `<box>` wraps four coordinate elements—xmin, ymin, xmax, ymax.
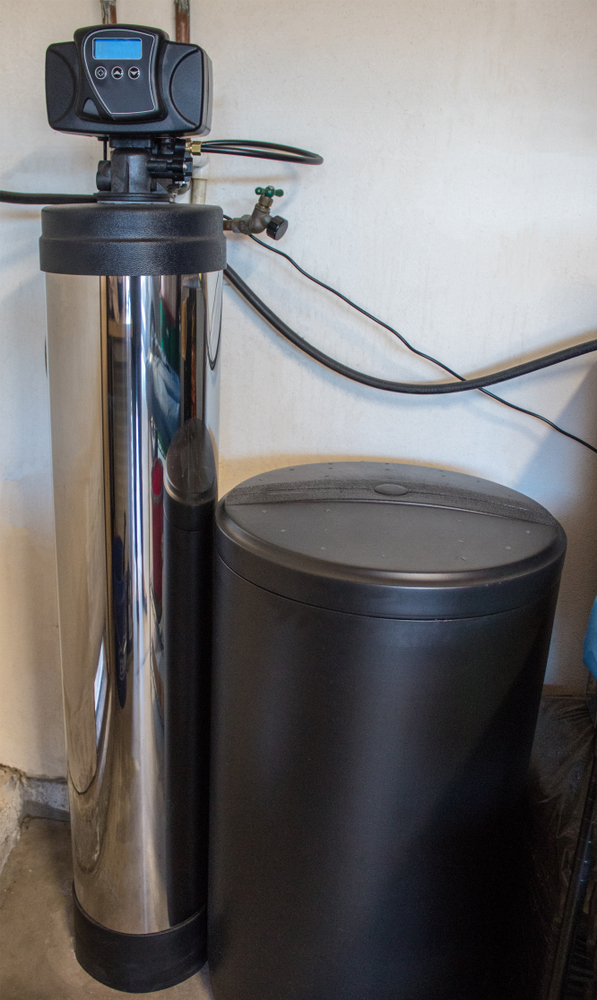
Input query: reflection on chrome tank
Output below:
<box><xmin>46</xmin><ymin>271</ymin><xmax>221</xmax><ymax>934</ymax></box>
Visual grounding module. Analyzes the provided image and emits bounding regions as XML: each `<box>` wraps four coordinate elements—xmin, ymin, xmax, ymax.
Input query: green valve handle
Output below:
<box><xmin>255</xmin><ymin>186</ymin><xmax>284</xmax><ymax>198</ymax></box>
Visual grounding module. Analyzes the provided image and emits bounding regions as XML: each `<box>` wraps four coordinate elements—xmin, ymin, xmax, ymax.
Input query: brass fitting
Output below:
<box><xmin>185</xmin><ymin>139</ymin><xmax>202</xmax><ymax>156</ymax></box>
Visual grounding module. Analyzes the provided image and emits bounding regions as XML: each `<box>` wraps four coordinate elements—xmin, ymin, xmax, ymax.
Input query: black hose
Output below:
<box><xmin>0</xmin><ymin>138</ymin><xmax>323</xmax><ymax>206</ymax></box>
<box><xmin>224</xmin><ymin>264</ymin><xmax>597</xmax><ymax>394</ymax></box>
<box><xmin>4</xmin><ymin>187</ymin><xmax>596</xmax><ymax>394</ymax></box>
<box><xmin>238</xmin><ymin>234</ymin><xmax>597</xmax><ymax>451</ymax></box>
<box><xmin>202</xmin><ymin>140</ymin><xmax>323</xmax><ymax>165</ymax></box>
<box><xmin>0</xmin><ymin>190</ymin><xmax>97</xmax><ymax>204</ymax></box>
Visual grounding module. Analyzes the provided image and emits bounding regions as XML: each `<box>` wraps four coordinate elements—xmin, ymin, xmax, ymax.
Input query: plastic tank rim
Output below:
<box><xmin>215</xmin><ymin>461</ymin><xmax>566</xmax><ymax>619</ymax></box>
<box><xmin>39</xmin><ymin>202</ymin><xmax>226</xmax><ymax>275</ymax></box>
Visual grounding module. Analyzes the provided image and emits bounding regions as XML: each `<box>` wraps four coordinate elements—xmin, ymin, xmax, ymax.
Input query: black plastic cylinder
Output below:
<box><xmin>210</xmin><ymin>461</ymin><xmax>566</xmax><ymax>1000</ymax></box>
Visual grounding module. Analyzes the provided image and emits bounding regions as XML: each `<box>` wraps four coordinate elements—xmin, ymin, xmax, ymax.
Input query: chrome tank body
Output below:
<box><xmin>45</xmin><ymin>269</ymin><xmax>222</xmax><ymax>934</ymax></box>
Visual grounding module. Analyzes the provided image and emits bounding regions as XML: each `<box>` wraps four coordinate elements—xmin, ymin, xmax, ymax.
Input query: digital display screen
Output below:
<box><xmin>93</xmin><ymin>38</ymin><xmax>142</xmax><ymax>60</ymax></box>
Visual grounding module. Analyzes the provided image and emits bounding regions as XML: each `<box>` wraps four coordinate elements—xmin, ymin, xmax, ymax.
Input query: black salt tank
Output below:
<box><xmin>209</xmin><ymin>461</ymin><xmax>566</xmax><ymax>1000</ymax></box>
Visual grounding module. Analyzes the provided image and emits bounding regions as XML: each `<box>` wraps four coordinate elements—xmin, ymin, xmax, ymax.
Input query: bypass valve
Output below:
<box><xmin>224</xmin><ymin>186</ymin><xmax>288</xmax><ymax>240</ymax></box>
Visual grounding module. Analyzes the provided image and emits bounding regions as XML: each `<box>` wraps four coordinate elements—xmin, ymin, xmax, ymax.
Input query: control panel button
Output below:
<box><xmin>111</xmin><ymin>66</ymin><xmax>124</xmax><ymax>79</ymax></box>
<box><xmin>128</xmin><ymin>67</ymin><xmax>140</xmax><ymax>80</ymax></box>
<box><xmin>95</xmin><ymin>66</ymin><xmax>107</xmax><ymax>79</ymax></box>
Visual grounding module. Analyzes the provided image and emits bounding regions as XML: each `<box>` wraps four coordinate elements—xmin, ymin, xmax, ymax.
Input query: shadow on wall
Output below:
<box><xmin>514</xmin><ymin>364</ymin><xmax>597</xmax><ymax>693</ymax></box>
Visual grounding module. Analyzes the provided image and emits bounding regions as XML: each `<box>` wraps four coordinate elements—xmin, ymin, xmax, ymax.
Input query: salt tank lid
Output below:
<box><xmin>215</xmin><ymin>462</ymin><xmax>566</xmax><ymax>619</ymax></box>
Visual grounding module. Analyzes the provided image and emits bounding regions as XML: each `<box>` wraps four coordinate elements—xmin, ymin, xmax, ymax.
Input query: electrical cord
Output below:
<box><xmin>479</xmin><ymin>389</ymin><xmax>597</xmax><ymax>454</ymax></box>
<box><xmin>201</xmin><ymin>140</ymin><xmax>323</xmax><ymax>165</ymax></box>
<box><xmin>224</xmin><ymin>256</ymin><xmax>597</xmax><ymax>455</ymax></box>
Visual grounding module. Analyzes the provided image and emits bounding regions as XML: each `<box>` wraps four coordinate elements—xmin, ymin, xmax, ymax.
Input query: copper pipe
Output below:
<box><xmin>175</xmin><ymin>0</ymin><xmax>190</xmax><ymax>43</ymax></box>
<box><xmin>101</xmin><ymin>1</ymin><xmax>117</xmax><ymax>25</ymax></box>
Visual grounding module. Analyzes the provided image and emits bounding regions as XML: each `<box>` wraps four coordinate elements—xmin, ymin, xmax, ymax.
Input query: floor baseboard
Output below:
<box><xmin>0</xmin><ymin>765</ymin><xmax>68</xmax><ymax>877</ymax></box>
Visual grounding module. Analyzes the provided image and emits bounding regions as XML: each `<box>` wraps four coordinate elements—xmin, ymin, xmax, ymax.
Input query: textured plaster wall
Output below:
<box><xmin>1</xmin><ymin>0</ymin><xmax>597</xmax><ymax>777</ymax></box>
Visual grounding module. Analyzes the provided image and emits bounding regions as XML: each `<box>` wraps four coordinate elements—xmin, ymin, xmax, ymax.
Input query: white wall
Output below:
<box><xmin>2</xmin><ymin>0</ymin><xmax>597</xmax><ymax>777</ymax></box>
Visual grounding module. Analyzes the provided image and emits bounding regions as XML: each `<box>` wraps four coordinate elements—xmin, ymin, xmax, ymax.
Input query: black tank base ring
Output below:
<box><xmin>73</xmin><ymin>885</ymin><xmax>206</xmax><ymax>993</ymax></box>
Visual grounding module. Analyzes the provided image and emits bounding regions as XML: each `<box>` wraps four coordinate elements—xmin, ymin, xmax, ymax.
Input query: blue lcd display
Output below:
<box><xmin>93</xmin><ymin>38</ymin><xmax>142</xmax><ymax>60</ymax></box>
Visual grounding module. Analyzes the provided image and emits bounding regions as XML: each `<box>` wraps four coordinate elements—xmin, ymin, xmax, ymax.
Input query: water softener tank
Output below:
<box><xmin>40</xmin><ymin>203</ymin><xmax>225</xmax><ymax>991</ymax></box>
<box><xmin>210</xmin><ymin>461</ymin><xmax>566</xmax><ymax>1000</ymax></box>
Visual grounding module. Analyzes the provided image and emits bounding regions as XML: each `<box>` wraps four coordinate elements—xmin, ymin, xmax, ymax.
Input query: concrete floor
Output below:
<box><xmin>0</xmin><ymin>818</ymin><xmax>214</xmax><ymax>999</ymax></box>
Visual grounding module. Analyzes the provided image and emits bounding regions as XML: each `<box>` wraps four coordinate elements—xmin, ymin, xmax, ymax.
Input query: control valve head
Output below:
<box><xmin>46</xmin><ymin>23</ymin><xmax>212</xmax><ymax>138</ymax></box>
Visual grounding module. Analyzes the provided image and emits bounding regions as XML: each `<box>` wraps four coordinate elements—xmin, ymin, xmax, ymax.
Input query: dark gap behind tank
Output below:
<box><xmin>523</xmin><ymin>693</ymin><xmax>596</xmax><ymax>999</ymax></box>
